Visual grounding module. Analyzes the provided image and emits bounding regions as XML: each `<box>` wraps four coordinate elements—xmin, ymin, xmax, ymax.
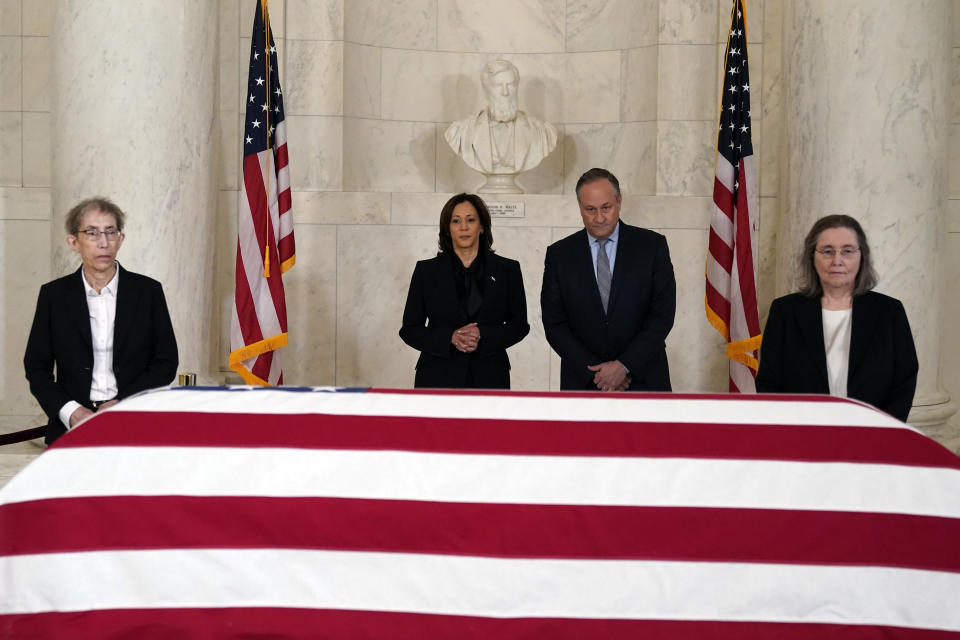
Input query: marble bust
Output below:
<box><xmin>445</xmin><ymin>60</ymin><xmax>558</xmax><ymax>193</ymax></box>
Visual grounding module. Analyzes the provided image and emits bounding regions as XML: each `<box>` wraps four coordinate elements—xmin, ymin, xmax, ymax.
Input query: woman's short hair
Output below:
<box><xmin>438</xmin><ymin>193</ymin><xmax>494</xmax><ymax>255</ymax></box>
<box><xmin>798</xmin><ymin>214</ymin><xmax>878</xmax><ymax>297</ymax></box>
<box><xmin>65</xmin><ymin>197</ymin><xmax>127</xmax><ymax>236</ymax></box>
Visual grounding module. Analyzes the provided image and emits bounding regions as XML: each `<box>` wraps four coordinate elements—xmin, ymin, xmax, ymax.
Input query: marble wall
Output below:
<box><xmin>2</xmin><ymin>0</ymin><xmax>960</xmax><ymax>456</ymax></box>
<box><xmin>944</xmin><ymin>0</ymin><xmax>960</xmax><ymax>443</ymax></box>
<box><xmin>0</xmin><ymin>0</ymin><xmax>51</xmax><ymax>443</ymax></box>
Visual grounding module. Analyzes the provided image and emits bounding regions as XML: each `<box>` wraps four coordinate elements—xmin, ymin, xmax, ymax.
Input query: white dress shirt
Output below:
<box><xmin>58</xmin><ymin>267</ymin><xmax>120</xmax><ymax>428</ymax></box>
<box><xmin>587</xmin><ymin>221</ymin><xmax>620</xmax><ymax>278</ymax></box>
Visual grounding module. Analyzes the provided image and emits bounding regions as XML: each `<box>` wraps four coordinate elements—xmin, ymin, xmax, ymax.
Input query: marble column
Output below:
<box><xmin>781</xmin><ymin>0</ymin><xmax>957</xmax><ymax>446</ymax></box>
<box><xmin>51</xmin><ymin>2</ymin><xmax>219</xmax><ymax>380</ymax></box>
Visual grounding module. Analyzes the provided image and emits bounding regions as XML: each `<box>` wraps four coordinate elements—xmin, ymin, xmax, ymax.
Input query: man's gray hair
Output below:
<box><xmin>65</xmin><ymin>197</ymin><xmax>127</xmax><ymax>236</ymax></box>
<box><xmin>481</xmin><ymin>59</ymin><xmax>519</xmax><ymax>89</ymax></box>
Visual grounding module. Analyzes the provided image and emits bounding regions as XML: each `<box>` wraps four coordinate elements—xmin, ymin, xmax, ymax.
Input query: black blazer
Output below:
<box><xmin>540</xmin><ymin>222</ymin><xmax>676</xmax><ymax>391</ymax></box>
<box><xmin>400</xmin><ymin>251</ymin><xmax>529</xmax><ymax>388</ymax></box>
<box><xmin>24</xmin><ymin>265</ymin><xmax>179</xmax><ymax>443</ymax></box>
<box><xmin>756</xmin><ymin>291</ymin><xmax>918</xmax><ymax>422</ymax></box>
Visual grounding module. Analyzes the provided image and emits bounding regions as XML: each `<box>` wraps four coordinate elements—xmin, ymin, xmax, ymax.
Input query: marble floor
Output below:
<box><xmin>0</xmin><ymin>440</ymin><xmax>43</xmax><ymax>490</ymax></box>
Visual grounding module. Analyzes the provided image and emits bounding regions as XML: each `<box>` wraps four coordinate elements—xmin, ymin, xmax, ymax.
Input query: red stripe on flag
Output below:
<box><xmin>278</xmin><ymin>187</ymin><xmax>292</xmax><ymax>218</ymax></box>
<box><xmin>275</xmin><ymin>141</ymin><xmax>289</xmax><ymax>170</ymax></box>
<box><xmin>713</xmin><ymin>176</ymin><xmax>734</xmax><ymax>221</ymax></box>
<box><xmin>232</xmin><ymin>239</ymin><xmax>265</xmax><ymax>347</ymax></box>
<box><xmin>706</xmin><ymin>279</ymin><xmax>732</xmax><ymax>324</ymax></box>
<box><xmin>736</xmin><ymin>158</ymin><xmax>762</xmax><ymax>337</ymax></box>
<box><xmin>708</xmin><ymin>227</ymin><xmax>734</xmax><ymax>270</ymax></box>
<box><xmin>251</xmin><ymin>346</ymin><xmax>273</xmax><ymax>381</ymax></box>
<box><xmin>3</xmin><ymin>497</ymin><xmax>959</xmax><ymax>572</ymax></box>
<box><xmin>52</xmin><ymin>411</ymin><xmax>960</xmax><ymax>469</ymax></box>
<box><xmin>2</xmin><ymin>608</ymin><xmax>956</xmax><ymax>640</ymax></box>
<box><xmin>278</xmin><ymin>230</ymin><xmax>295</xmax><ymax>260</ymax></box>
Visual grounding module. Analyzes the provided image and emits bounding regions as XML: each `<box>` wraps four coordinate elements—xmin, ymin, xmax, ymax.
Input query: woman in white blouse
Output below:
<box><xmin>756</xmin><ymin>215</ymin><xmax>918</xmax><ymax>422</ymax></box>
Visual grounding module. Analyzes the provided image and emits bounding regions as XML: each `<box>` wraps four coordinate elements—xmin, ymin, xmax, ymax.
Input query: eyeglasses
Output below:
<box><xmin>815</xmin><ymin>247</ymin><xmax>859</xmax><ymax>259</ymax></box>
<box><xmin>77</xmin><ymin>228</ymin><xmax>121</xmax><ymax>242</ymax></box>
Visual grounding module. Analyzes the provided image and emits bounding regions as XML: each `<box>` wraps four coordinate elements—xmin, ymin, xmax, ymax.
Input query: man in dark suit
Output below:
<box><xmin>541</xmin><ymin>168</ymin><xmax>676</xmax><ymax>391</ymax></box>
<box><xmin>24</xmin><ymin>197</ymin><xmax>178</xmax><ymax>444</ymax></box>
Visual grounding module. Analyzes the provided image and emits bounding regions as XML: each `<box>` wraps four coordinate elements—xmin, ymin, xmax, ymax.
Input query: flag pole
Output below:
<box><xmin>230</xmin><ymin>0</ymin><xmax>295</xmax><ymax>386</ymax></box>
<box><xmin>262</xmin><ymin>0</ymin><xmax>272</xmax><ymax>278</ymax></box>
<box><xmin>705</xmin><ymin>0</ymin><xmax>761</xmax><ymax>392</ymax></box>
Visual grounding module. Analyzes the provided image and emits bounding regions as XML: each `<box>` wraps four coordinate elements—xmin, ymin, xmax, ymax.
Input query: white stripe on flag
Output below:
<box><xmin>730</xmin><ymin>360</ymin><xmax>755</xmax><ymax>393</ymax></box>
<box><xmin>273</xmin><ymin>118</ymin><xmax>288</xmax><ymax>149</ymax></box>
<box><xmin>715</xmin><ymin>151</ymin><xmax>735</xmax><ymax>191</ymax></box>
<box><xmin>709</xmin><ymin>203</ymin><xmax>734</xmax><ymax>248</ymax></box>
<box><xmin>706</xmin><ymin>253</ymin><xmax>732</xmax><ymax>296</ymax></box>
<box><xmin>109</xmin><ymin>389</ymin><xmax>907</xmax><ymax>429</ymax></box>
<box><xmin>6</xmin><ymin>448</ymin><xmax>959</xmax><ymax>518</ymax></box>
<box><xmin>3</xmin><ymin>549</ymin><xmax>959</xmax><ymax>630</ymax></box>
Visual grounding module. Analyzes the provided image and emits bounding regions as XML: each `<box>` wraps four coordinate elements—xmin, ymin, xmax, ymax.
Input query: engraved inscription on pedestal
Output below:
<box><xmin>486</xmin><ymin>202</ymin><xmax>525</xmax><ymax>218</ymax></box>
<box><xmin>445</xmin><ymin>60</ymin><xmax>558</xmax><ymax>195</ymax></box>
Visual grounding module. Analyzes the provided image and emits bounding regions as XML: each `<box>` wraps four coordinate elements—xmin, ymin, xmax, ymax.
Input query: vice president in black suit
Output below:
<box><xmin>756</xmin><ymin>215</ymin><xmax>918</xmax><ymax>422</ymax></box>
<box><xmin>400</xmin><ymin>193</ymin><xmax>529</xmax><ymax>388</ymax></box>
<box><xmin>541</xmin><ymin>168</ymin><xmax>676</xmax><ymax>392</ymax></box>
<box><xmin>24</xmin><ymin>197</ymin><xmax>178</xmax><ymax>444</ymax></box>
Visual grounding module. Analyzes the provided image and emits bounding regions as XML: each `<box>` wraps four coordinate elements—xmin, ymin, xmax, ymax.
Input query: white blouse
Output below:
<box><xmin>822</xmin><ymin>307</ymin><xmax>852</xmax><ymax>397</ymax></box>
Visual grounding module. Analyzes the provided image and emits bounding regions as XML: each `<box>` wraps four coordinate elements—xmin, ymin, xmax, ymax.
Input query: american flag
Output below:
<box><xmin>230</xmin><ymin>0</ymin><xmax>295</xmax><ymax>386</ymax></box>
<box><xmin>706</xmin><ymin>0</ymin><xmax>762</xmax><ymax>393</ymax></box>
<box><xmin>2</xmin><ymin>387</ymin><xmax>959</xmax><ymax>638</ymax></box>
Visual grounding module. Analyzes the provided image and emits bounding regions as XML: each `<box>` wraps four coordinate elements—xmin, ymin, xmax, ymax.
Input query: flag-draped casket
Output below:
<box><xmin>1</xmin><ymin>387</ymin><xmax>959</xmax><ymax>638</ymax></box>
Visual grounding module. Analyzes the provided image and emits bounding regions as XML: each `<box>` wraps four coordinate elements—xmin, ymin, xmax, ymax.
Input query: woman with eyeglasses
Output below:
<box><xmin>23</xmin><ymin>197</ymin><xmax>178</xmax><ymax>444</ymax></box>
<box><xmin>756</xmin><ymin>215</ymin><xmax>918</xmax><ymax>421</ymax></box>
